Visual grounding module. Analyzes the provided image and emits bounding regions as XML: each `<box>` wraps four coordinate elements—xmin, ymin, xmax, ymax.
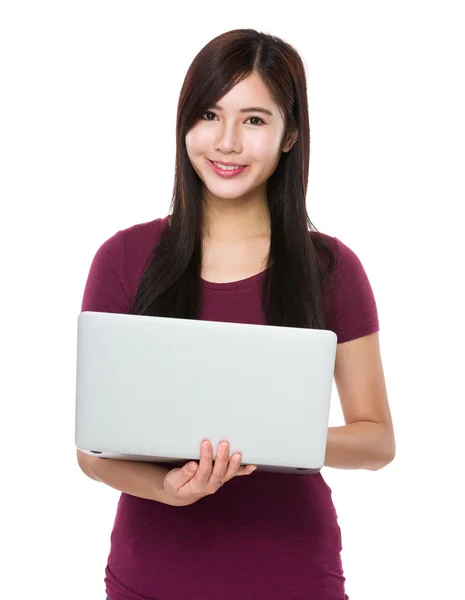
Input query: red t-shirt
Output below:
<box><xmin>81</xmin><ymin>216</ymin><xmax>379</xmax><ymax>600</ymax></box>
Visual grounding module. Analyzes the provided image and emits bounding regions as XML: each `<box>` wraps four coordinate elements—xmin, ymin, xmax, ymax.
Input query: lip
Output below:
<box><xmin>209</xmin><ymin>160</ymin><xmax>247</xmax><ymax>167</ymax></box>
<box><xmin>208</xmin><ymin>159</ymin><xmax>248</xmax><ymax>178</ymax></box>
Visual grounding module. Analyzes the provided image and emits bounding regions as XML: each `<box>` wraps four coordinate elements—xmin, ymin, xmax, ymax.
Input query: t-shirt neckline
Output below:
<box><xmin>200</xmin><ymin>268</ymin><xmax>269</xmax><ymax>291</ymax></box>
<box><xmin>161</xmin><ymin>215</ymin><xmax>270</xmax><ymax>291</ymax></box>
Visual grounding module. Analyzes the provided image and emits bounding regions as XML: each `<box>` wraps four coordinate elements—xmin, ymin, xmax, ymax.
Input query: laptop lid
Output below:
<box><xmin>75</xmin><ymin>311</ymin><xmax>337</xmax><ymax>474</ymax></box>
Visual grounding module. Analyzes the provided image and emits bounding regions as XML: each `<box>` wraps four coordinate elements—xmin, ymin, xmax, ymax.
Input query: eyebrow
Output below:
<box><xmin>211</xmin><ymin>104</ymin><xmax>274</xmax><ymax>117</ymax></box>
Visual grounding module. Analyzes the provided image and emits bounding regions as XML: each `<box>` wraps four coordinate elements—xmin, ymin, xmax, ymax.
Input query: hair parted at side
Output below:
<box><xmin>129</xmin><ymin>28</ymin><xmax>337</xmax><ymax>328</ymax></box>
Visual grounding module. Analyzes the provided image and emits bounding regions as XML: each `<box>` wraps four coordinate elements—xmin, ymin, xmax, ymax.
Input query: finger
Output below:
<box><xmin>222</xmin><ymin>452</ymin><xmax>243</xmax><ymax>481</ymax></box>
<box><xmin>235</xmin><ymin>464</ymin><xmax>258</xmax><ymax>476</ymax></box>
<box><xmin>165</xmin><ymin>462</ymin><xmax>198</xmax><ymax>493</ymax></box>
<box><xmin>196</xmin><ymin>440</ymin><xmax>213</xmax><ymax>483</ymax></box>
<box><xmin>210</xmin><ymin>441</ymin><xmax>230</xmax><ymax>483</ymax></box>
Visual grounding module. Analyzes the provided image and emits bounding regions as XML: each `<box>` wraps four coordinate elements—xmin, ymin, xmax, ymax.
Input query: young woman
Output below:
<box><xmin>77</xmin><ymin>28</ymin><xmax>395</xmax><ymax>600</ymax></box>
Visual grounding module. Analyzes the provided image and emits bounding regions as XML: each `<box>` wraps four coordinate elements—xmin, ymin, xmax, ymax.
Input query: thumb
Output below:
<box><xmin>184</xmin><ymin>461</ymin><xmax>199</xmax><ymax>477</ymax></box>
<box><xmin>168</xmin><ymin>461</ymin><xmax>198</xmax><ymax>485</ymax></box>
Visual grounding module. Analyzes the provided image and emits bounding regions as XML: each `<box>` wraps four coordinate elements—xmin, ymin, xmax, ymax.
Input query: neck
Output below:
<box><xmin>202</xmin><ymin>194</ymin><xmax>271</xmax><ymax>243</ymax></box>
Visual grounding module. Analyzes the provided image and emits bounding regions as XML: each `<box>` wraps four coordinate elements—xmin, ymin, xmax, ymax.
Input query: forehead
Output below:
<box><xmin>214</xmin><ymin>72</ymin><xmax>277</xmax><ymax>113</ymax></box>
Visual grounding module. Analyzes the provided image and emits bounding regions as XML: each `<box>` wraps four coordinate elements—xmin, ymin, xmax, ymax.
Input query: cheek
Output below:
<box><xmin>185</xmin><ymin>127</ymin><xmax>210</xmax><ymax>157</ymax></box>
<box><xmin>249</xmin><ymin>141</ymin><xmax>281</xmax><ymax>167</ymax></box>
<box><xmin>249</xmin><ymin>129</ymin><xmax>282</xmax><ymax>159</ymax></box>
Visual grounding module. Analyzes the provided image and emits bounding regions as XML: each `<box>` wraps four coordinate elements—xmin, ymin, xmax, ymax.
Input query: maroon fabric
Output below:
<box><xmin>81</xmin><ymin>216</ymin><xmax>379</xmax><ymax>600</ymax></box>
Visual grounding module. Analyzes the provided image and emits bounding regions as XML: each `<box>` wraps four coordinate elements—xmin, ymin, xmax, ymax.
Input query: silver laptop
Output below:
<box><xmin>75</xmin><ymin>311</ymin><xmax>337</xmax><ymax>474</ymax></box>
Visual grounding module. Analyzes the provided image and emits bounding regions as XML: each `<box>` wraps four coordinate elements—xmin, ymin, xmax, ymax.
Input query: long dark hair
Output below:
<box><xmin>129</xmin><ymin>29</ymin><xmax>337</xmax><ymax>328</ymax></box>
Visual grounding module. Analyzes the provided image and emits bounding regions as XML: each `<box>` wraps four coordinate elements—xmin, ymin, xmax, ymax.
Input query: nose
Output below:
<box><xmin>214</xmin><ymin>122</ymin><xmax>243</xmax><ymax>155</ymax></box>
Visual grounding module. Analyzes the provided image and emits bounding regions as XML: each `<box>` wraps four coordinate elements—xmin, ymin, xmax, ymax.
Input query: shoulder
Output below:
<box><xmin>113</xmin><ymin>215</ymin><xmax>169</xmax><ymax>253</ymax></box>
<box><xmin>92</xmin><ymin>216</ymin><xmax>169</xmax><ymax>267</ymax></box>
<box><xmin>312</xmin><ymin>232</ymin><xmax>380</xmax><ymax>343</ymax></box>
<box><xmin>310</xmin><ymin>231</ymin><xmax>370</xmax><ymax>284</ymax></box>
<box><xmin>81</xmin><ymin>216</ymin><xmax>170</xmax><ymax>314</ymax></box>
<box><xmin>326</xmin><ymin>235</ymin><xmax>373</xmax><ymax>288</ymax></box>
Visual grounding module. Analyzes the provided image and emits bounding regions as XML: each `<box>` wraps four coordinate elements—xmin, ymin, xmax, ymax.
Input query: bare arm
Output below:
<box><xmin>77</xmin><ymin>449</ymin><xmax>170</xmax><ymax>503</ymax></box>
<box><xmin>325</xmin><ymin>333</ymin><xmax>396</xmax><ymax>471</ymax></box>
<box><xmin>77</xmin><ymin>442</ymin><xmax>256</xmax><ymax>507</ymax></box>
<box><xmin>325</xmin><ymin>422</ymin><xmax>394</xmax><ymax>470</ymax></box>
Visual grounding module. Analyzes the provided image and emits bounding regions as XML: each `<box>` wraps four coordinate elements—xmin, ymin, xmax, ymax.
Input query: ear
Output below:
<box><xmin>282</xmin><ymin>128</ymin><xmax>299</xmax><ymax>153</ymax></box>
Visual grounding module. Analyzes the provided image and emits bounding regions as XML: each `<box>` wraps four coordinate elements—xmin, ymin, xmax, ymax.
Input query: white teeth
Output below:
<box><xmin>213</xmin><ymin>161</ymin><xmax>245</xmax><ymax>171</ymax></box>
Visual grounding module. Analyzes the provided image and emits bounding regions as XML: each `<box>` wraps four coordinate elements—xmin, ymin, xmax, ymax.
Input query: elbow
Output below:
<box><xmin>76</xmin><ymin>448</ymin><xmax>89</xmax><ymax>469</ymax></box>
<box><xmin>77</xmin><ymin>449</ymin><xmax>99</xmax><ymax>480</ymax></box>
<box><xmin>370</xmin><ymin>452</ymin><xmax>395</xmax><ymax>471</ymax></box>
<box><xmin>370</xmin><ymin>437</ymin><xmax>396</xmax><ymax>471</ymax></box>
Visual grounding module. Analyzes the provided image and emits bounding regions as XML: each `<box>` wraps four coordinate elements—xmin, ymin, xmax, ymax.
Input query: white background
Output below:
<box><xmin>1</xmin><ymin>1</ymin><xmax>464</xmax><ymax>599</ymax></box>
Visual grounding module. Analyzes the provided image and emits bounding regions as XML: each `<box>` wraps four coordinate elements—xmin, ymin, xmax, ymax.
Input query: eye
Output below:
<box><xmin>247</xmin><ymin>116</ymin><xmax>264</xmax><ymax>126</ymax></box>
<box><xmin>201</xmin><ymin>111</ymin><xmax>217</xmax><ymax>121</ymax></box>
<box><xmin>200</xmin><ymin>112</ymin><xmax>265</xmax><ymax>126</ymax></box>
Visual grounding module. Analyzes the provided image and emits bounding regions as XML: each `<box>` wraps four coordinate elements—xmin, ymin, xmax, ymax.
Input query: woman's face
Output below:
<box><xmin>185</xmin><ymin>71</ymin><xmax>297</xmax><ymax>205</ymax></box>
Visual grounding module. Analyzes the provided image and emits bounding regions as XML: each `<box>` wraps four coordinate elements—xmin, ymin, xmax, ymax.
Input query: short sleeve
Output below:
<box><xmin>81</xmin><ymin>230</ymin><xmax>130</xmax><ymax>314</ymax></box>
<box><xmin>324</xmin><ymin>237</ymin><xmax>380</xmax><ymax>344</ymax></box>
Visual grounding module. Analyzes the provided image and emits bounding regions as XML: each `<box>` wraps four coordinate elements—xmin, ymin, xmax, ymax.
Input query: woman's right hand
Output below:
<box><xmin>162</xmin><ymin>440</ymin><xmax>257</xmax><ymax>507</ymax></box>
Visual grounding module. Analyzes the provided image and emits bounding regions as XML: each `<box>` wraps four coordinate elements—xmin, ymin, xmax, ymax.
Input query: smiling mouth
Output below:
<box><xmin>207</xmin><ymin>159</ymin><xmax>249</xmax><ymax>178</ymax></box>
<box><xmin>208</xmin><ymin>159</ymin><xmax>247</xmax><ymax>168</ymax></box>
